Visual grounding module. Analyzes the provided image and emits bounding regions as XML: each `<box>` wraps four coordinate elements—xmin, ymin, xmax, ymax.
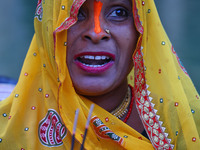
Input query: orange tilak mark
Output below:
<box><xmin>94</xmin><ymin>0</ymin><xmax>103</xmax><ymax>34</ymax></box>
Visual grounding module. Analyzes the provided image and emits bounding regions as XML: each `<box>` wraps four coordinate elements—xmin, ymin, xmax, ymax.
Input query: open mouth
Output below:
<box><xmin>74</xmin><ymin>52</ymin><xmax>115</xmax><ymax>73</ymax></box>
<box><xmin>77</xmin><ymin>55</ymin><xmax>113</xmax><ymax>67</ymax></box>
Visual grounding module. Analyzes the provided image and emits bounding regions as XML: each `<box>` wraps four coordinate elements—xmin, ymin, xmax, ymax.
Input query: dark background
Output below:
<box><xmin>0</xmin><ymin>0</ymin><xmax>199</xmax><ymax>93</ymax></box>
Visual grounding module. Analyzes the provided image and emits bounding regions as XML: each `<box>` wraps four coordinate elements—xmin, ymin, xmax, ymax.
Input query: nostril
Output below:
<box><xmin>84</xmin><ymin>34</ymin><xmax>109</xmax><ymax>42</ymax></box>
<box><xmin>82</xmin><ymin>30</ymin><xmax>110</xmax><ymax>43</ymax></box>
<box><xmin>84</xmin><ymin>35</ymin><xmax>91</xmax><ymax>40</ymax></box>
<box><xmin>102</xmin><ymin>36</ymin><xmax>109</xmax><ymax>40</ymax></box>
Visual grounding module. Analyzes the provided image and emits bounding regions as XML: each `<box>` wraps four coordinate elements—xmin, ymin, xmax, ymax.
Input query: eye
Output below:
<box><xmin>77</xmin><ymin>9</ymin><xmax>86</xmax><ymax>21</ymax></box>
<box><xmin>108</xmin><ymin>8</ymin><xmax>129</xmax><ymax>21</ymax></box>
<box><xmin>110</xmin><ymin>9</ymin><xmax>128</xmax><ymax>17</ymax></box>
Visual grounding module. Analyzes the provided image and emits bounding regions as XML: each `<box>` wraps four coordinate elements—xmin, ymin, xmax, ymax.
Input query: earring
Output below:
<box><xmin>105</xmin><ymin>29</ymin><xmax>110</xmax><ymax>34</ymax></box>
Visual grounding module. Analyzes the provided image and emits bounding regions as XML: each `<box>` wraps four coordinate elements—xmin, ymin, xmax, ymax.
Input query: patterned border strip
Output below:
<box><xmin>133</xmin><ymin>38</ymin><xmax>174</xmax><ymax>150</ymax></box>
<box><xmin>133</xmin><ymin>0</ymin><xmax>144</xmax><ymax>34</ymax></box>
<box><xmin>91</xmin><ymin>116</ymin><xmax>124</xmax><ymax>146</ymax></box>
<box><xmin>55</xmin><ymin>0</ymin><xmax>86</xmax><ymax>33</ymax></box>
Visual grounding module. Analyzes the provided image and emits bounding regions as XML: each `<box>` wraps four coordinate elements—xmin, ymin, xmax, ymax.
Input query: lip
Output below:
<box><xmin>74</xmin><ymin>52</ymin><xmax>115</xmax><ymax>73</ymax></box>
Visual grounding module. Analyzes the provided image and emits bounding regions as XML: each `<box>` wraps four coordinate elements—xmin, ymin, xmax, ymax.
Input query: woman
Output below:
<box><xmin>0</xmin><ymin>0</ymin><xmax>199</xmax><ymax>149</ymax></box>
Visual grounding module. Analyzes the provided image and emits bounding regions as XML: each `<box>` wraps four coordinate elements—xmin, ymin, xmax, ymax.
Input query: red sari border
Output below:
<box><xmin>133</xmin><ymin>37</ymin><xmax>174</xmax><ymax>150</ymax></box>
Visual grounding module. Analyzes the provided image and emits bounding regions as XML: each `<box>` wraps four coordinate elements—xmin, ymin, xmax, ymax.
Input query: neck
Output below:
<box><xmin>85</xmin><ymin>80</ymin><xmax>128</xmax><ymax>112</ymax></box>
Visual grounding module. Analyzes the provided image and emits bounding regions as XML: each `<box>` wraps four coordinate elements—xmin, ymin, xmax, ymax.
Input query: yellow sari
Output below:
<box><xmin>0</xmin><ymin>0</ymin><xmax>199</xmax><ymax>149</ymax></box>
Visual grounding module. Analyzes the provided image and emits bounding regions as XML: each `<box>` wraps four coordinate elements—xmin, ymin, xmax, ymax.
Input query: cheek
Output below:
<box><xmin>118</xmin><ymin>26</ymin><xmax>138</xmax><ymax>70</ymax></box>
<box><xmin>66</xmin><ymin>27</ymin><xmax>80</xmax><ymax>59</ymax></box>
<box><xmin>67</xmin><ymin>28</ymin><xmax>76</xmax><ymax>48</ymax></box>
<box><xmin>118</xmin><ymin>27</ymin><xmax>138</xmax><ymax>54</ymax></box>
<box><xmin>126</xmin><ymin>27</ymin><xmax>139</xmax><ymax>56</ymax></box>
<box><xmin>66</xmin><ymin>30</ymin><xmax>76</xmax><ymax>67</ymax></box>
<box><xmin>66</xmin><ymin>38</ymin><xmax>71</xmax><ymax>62</ymax></box>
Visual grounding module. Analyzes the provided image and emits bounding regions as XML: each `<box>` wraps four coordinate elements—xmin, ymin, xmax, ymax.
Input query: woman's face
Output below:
<box><xmin>67</xmin><ymin>0</ymin><xmax>138</xmax><ymax>96</ymax></box>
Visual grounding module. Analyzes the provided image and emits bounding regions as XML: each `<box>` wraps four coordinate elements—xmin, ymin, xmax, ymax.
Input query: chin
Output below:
<box><xmin>73</xmin><ymin>80</ymin><xmax>114</xmax><ymax>97</ymax></box>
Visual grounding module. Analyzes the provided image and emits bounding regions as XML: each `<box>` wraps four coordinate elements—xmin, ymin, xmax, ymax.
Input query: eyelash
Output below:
<box><xmin>107</xmin><ymin>8</ymin><xmax>129</xmax><ymax>21</ymax></box>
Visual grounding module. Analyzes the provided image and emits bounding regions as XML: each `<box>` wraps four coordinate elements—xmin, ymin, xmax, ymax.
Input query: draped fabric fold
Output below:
<box><xmin>0</xmin><ymin>0</ymin><xmax>199</xmax><ymax>149</ymax></box>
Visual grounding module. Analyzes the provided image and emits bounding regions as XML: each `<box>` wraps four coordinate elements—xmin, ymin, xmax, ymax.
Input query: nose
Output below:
<box><xmin>82</xmin><ymin>26</ymin><xmax>111</xmax><ymax>44</ymax></box>
<box><xmin>82</xmin><ymin>28</ymin><xmax>110</xmax><ymax>43</ymax></box>
<box><xmin>81</xmin><ymin>0</ymin><xmax>110</xmax><ymax>44</ymax></box>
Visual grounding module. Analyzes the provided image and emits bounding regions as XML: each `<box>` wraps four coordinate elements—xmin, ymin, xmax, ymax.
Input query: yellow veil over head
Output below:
<box><xmin>0</xmin><ymin>0</ymin><xmax>199</xmax><ymax>149</ymax></box>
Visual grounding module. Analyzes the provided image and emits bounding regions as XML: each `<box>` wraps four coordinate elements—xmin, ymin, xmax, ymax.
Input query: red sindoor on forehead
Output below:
<box><xmin>94</xmin><ymin>0</ymin><xmax>103</xmax><ymax>34</ymax></box>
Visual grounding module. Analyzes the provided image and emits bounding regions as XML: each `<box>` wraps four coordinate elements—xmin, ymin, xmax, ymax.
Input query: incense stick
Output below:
<box><xmin>80</xmin><ymin>104</ymin><xmax>94</xmax><ymax>150</ymax></box>
<box><xmin>71</xmin><ymin>109</ymin><xmax>79</xmax><ymax>150</ymax></box>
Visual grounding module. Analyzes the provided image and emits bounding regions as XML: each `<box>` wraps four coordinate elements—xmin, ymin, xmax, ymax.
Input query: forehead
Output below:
<box><xmin>106</xmin><ymin>0</ymin><xmax>132</xmax><ymax>3</ymax></box>
<box><xmin>85</xmin><ymin>0</ymin><xmax>132</xmax><ymax>5</ymax></box>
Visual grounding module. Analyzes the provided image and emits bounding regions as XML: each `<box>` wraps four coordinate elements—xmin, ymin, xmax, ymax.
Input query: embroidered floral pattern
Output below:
<box><xmin>38</xmin><ymin>109</ymin><xmax>67</xmax><ymax>147</ymax></box>
<box><xmin>91</xmin><ymin>116</ymin><xmax>124</xmax><ymax>146</ymax></box>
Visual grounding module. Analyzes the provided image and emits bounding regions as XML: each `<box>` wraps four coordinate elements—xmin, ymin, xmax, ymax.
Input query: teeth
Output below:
<box><xmin>95</xmin><ymin>56</ymin><xmax>101</xmax><ymax>60</ymax></box>
<box><xmin>89</xmin><ymin>56</ymin><xmax>95</xmax><ymax>59</ymax></box>
<box><xmin>78</xmin><ymin>55</ymin><xmax>113</xmax><ymax>67</ymax></box>
<box><xmin>83</xmin><ymin>55</ymin><xmax>94</xmax><ymax>59</ymax></box>
<box><xmin>101</xmin><ymin>56</ymin><xmax>106</xmax><ymax>60</ymax></box>
<box><xmin>81</xmin><ymin>55</ymin><xmax>110</xmax><ymax>60</ymax></box>
<box><xmin>82</xmin><ymin>63</ymin><xmax>106</xmax><ymax>67</ymax></box>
